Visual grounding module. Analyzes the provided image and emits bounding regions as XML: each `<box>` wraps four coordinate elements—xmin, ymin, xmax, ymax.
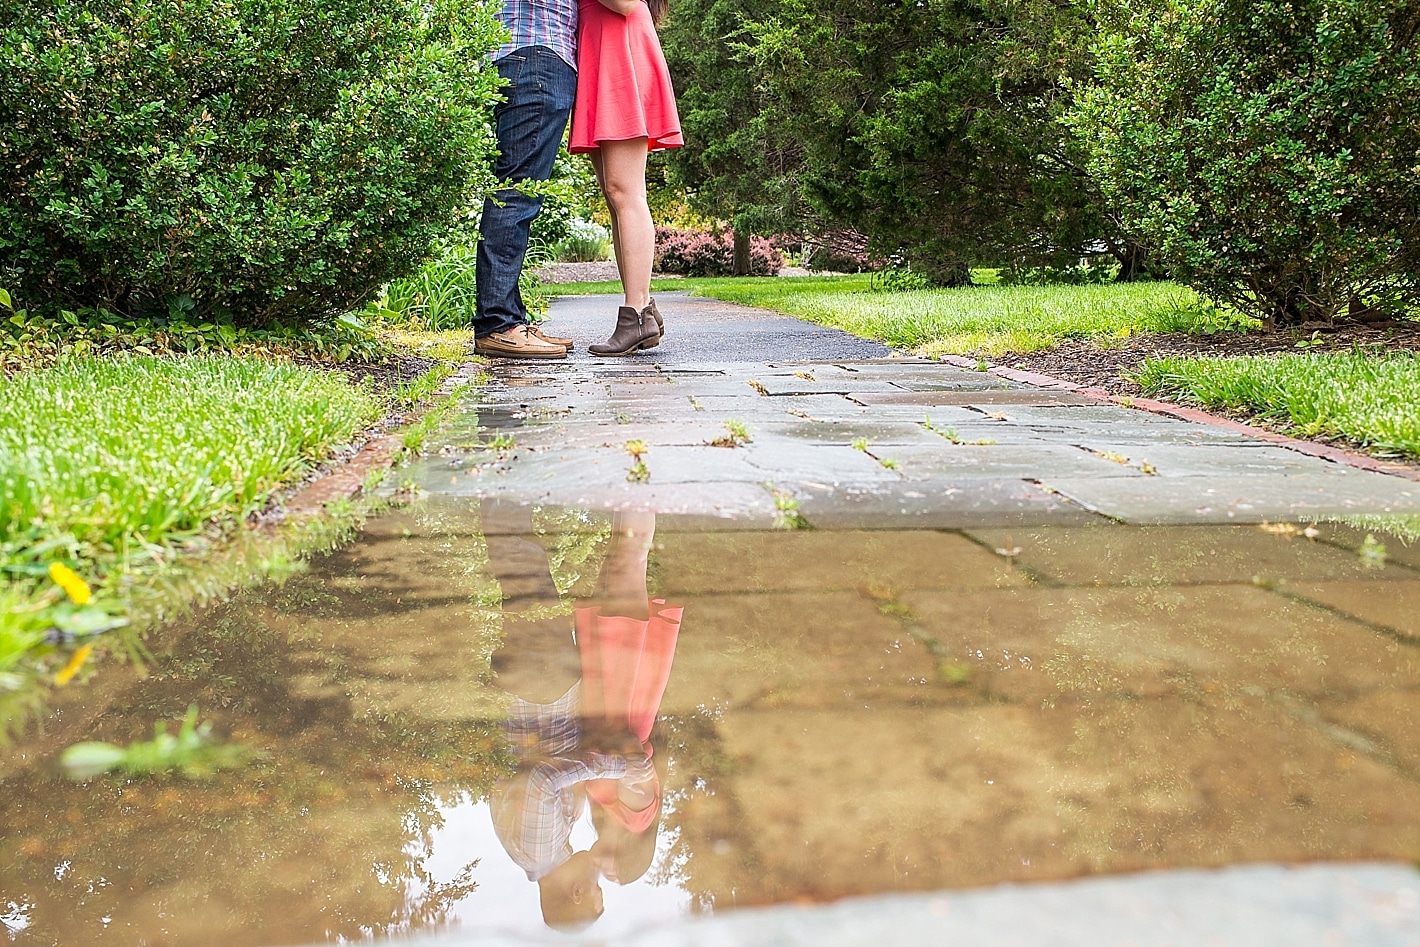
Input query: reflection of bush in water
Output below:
<box><xmin>534</xmin><ymin>507</ymin><xmax>613</xmax><ymax>599</ymax></box>
<box><xmin>0</xmin><ymin>541</ymin><xmax>514</xmax><ymax>943</ymax></box>
<box><xmin>647</xmin><ymin>710</ymin><xmax>759</xmax><ymax>911</ymax></box>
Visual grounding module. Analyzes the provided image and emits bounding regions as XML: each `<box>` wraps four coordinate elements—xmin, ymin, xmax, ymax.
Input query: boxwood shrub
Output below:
<box><xmin>0</xmin><ymin>0</ymin><xmax>506</xmax><ymax>324</ymax></box>
<box><xmin>1072</xmin><ymin>0</ymin><xmax>1420</xmax><ymax>328</ymax></box>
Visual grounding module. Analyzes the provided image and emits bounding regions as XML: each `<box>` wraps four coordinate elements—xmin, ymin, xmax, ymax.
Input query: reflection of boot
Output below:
<box><xmin>589</xmin><ymin>306</ymin><xmax>659</xmax><ymax>357</ymax></box>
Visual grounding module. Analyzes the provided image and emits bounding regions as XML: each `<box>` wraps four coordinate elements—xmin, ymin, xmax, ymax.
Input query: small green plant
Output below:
<box><xmin>851</xmin><ymin>438</ymin><xmax>870</xmax><ymax>452</ymax></box>
<box><xmin>1360</xmin><ymin>534</ymin><xmax>1388</xmax><ymax>569</ymax></box>
<box><xmin>61</xmin><ymin>706</ymin><xmax>255</xmax><ymax>780</ymax></box>
<box><xmin>616</xmin><ymin>412</ymin><xmax>633</xmax><ymax>425</ymax></box>
<box><xmin>879</xmin><ymin>457</ymin><xmax>899</xmax><ymax>470</ymax></box>
<box><xmin>400</xmin><ymin>385</ymin><xmax>470</xmax><ymax>456</ymax></box>
<box><xmin>922</xmin><ymin>419</ymin><xmax>995</xmax><ymax>445</ymax></box>
<box><xmin>688</xmin><ymin>397</ymin><xmax>706</xmax><ymax>412</ymax></box>
<box><xmin>486</xmin><ymin>433</ymin><xmax>517</xmax><ymax>450</ymax></box>
<box><xmin>709</xmin><ymin>419</ymin><xmax>752</xmax><ymax>448</ymax></box>
<box><xmin>394</xmin><ymin>365</ymin><xmax>454</xmax><ymax>408</ymax></box>
<box><xmin>767</xmin><ymin>485</ymin><xmax>809</xmax><ymax>530</ymax></box>
<box><xmin>625</xmin><ymin>440</ymin><xmax>650</xmax><ymax>482</ymax></box>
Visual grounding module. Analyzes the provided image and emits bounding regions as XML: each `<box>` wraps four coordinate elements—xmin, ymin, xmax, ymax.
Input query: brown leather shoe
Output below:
<box><xmin>474</xmin><ymin>325</ymin><xmax>567</xmax><ymax>359</ymax></box>
<box><xmin>589</xmin><ymin>306</ymin><xmax>660</xmax><ymax>357</ymax></box>
<box><xmin>529</xmin><ymin>323</ymin><xmax>574</xmax><ymax>351</ymax></box>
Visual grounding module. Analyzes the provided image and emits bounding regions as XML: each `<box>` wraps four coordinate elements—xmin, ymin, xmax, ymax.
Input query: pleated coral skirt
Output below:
<box><xmin>569</xmin><ymin>0</ymin><xmax>683</xmax><ymax>153</ymax></box>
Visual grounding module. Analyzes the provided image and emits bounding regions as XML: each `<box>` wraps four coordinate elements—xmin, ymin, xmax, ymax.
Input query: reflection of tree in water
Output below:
<box><xmin>0</xmin><ymin>512</ymin><xmax>517</xmax><ymax>945</ymax></box>
<box><xmin>650</xmin><ymin>710</ymin><xmax>762</xmax><ymax>914</ymax></box>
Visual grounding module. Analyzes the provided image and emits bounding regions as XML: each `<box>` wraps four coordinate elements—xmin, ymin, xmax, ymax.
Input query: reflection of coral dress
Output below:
<box><xmin>576</xmin><ymin>598</ymin><xmax>682</xmax><ymax>830</ymax></box>
<box><xmin>569</xmin><ymin>0</ymin><xmax>683</xmax><ymax>153</ymax></box>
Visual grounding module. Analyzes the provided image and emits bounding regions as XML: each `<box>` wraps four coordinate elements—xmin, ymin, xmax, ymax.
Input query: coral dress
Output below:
<box><xmin>576</xmin><ymin>598</ymin><xmax>683</xmax><ymax>831</ymax></box>
<box><xmin>569</xmin><ymin>0</ymin><xmax>683</xmax><ymax>153</ymax></box>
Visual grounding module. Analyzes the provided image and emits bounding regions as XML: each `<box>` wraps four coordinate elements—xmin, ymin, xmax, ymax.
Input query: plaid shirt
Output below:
<box><xmin>490</xmin><ymin>685</ymin><xmax>628</xmax><ymax>881</ymax></box>
<box><xmin>491</xmin><ymin>0</ymin><xmax>579</xmax><ymax>71</ymax></box>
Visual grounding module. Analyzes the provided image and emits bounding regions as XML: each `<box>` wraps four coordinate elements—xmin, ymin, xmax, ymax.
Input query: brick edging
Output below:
<box><xmin>282</xmin><ymin>363</ymin><xmax>481</xmax><ymax>516</ymax></box>
<box><xmin>938</xmin><ymin>354</ymin><xmax>1420</xmax><ymax>483</ymax></box>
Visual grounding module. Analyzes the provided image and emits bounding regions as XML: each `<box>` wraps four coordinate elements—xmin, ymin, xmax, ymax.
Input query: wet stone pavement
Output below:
<box><xmin>417</xmin><ymin>291</ymin><xmax>1420</xmax><ymax>527</ymax></box>
<box><xmin>4</xmin><ymin>293</ymin><xmax>1420</xmax><ymax>946</ymax></box>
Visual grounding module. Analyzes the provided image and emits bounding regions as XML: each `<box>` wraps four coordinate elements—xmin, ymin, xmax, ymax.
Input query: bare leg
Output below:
<box><xmin>596</xmin><ymin>138</ymin><xmax>653</xmax><ymax>310</ymax></box>
<box><xmin>595</xmin><ymin>511</ymin><xmax>656</xmax><ymax>620</ymax></box>
<box><xmin>589</xmin><ymin>150</ymin><xmax>625</xmax><ymax>287</ymax></box>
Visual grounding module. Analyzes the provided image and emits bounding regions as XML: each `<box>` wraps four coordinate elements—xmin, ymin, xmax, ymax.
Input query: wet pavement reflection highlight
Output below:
<box><xmin>3</xmin><ymin>502</ymin><xmax>1420</xmax><ymax>944</ymax></box>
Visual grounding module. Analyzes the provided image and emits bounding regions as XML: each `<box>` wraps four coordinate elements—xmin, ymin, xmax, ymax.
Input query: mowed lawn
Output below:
<box><xmin>1134</xmin><ymin>351</ymin><xmax>1420</xmax><ymax>459</ymax></box>
<box><xmin>545</xmin><ymin>275</ymin><xmax>1251</xmax><ymax>354</ymax></box>
<box><xmin>1</xmin><ymin>356</ymin><xmax>383</xmax><ymax>673</ymax></box>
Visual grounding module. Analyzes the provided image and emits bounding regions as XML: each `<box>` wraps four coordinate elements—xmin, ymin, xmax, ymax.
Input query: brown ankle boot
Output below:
<box><xmin>590</xmin><ymin>306</ymin><xmax>660</xmax><ymax>357</ymax></box>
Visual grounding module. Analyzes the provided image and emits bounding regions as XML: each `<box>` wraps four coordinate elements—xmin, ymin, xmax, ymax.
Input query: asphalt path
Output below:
<box><xmin>541</xmin><ymin>290</ymin><xmax>891</xmax><ymax>363</ymax></box>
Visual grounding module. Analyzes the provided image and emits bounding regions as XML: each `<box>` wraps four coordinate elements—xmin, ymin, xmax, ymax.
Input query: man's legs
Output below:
<box><xmin>476</xmin><ymin>47</ymin><xmax>577</xmax><ymax>340</ymax></box>
<box><xmin>482</xmin><ymin>499</ymin><xmax>581</xmax><ymax>703</ymax></box>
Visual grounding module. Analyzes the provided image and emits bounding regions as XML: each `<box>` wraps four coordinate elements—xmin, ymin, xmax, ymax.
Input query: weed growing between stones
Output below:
<box><xmin>625</xmin><ymin>441</ymin><xmax>651</xmax><ymax>482</ymax></box>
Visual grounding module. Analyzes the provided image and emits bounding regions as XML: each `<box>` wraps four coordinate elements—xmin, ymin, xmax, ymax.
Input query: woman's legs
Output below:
<box><xmin>594</xmin><ymin>138</ymin><xmax>653</xmax><ymax>310</ymax></box>
<box><xmin>595</xmin><ymin>511</ymin><xmax>656</xmax><ymax>620</ymax></box>
<box><xmin>588</xmin><ymin>150</ymin><xmax>626</xmax><ymax>294</ymax></box>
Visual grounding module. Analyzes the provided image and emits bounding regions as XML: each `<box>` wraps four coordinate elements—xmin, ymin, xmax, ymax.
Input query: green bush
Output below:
<box><xmin>1072</xmin><ymin>0</ymin><xmax>1420</xmax><ymax>328</ymax></box>
<box><xmin>555</xmin><ymin>219</ymin><xmax>613</xmax><ymax>263</ymax></box>
<box><xmin>0</xmin><ymin>0</ymin><xmax>506</xmax><ymax>326</ymax></box>
<box><xmin>374</xmin><ymin>245</ymin><xmax>550</xmax><ymax>330</ymax></box>
<box><xmin>0</xmin><ymin>287</ymin><xmax>385</xmax><ymax>370</ymax></box>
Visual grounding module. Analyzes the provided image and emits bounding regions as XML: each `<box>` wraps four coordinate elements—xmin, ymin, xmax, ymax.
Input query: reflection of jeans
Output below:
<box><xmin>475</xmin><ymin>46</ymin><xmax>577</xmax><ymax>337</ymax></box>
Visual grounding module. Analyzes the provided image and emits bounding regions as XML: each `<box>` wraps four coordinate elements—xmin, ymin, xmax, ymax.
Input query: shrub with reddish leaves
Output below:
<box><xmin>655</xmin><ymin>228</ymin><xmax>784</xmax><ymax>277</ymax></box>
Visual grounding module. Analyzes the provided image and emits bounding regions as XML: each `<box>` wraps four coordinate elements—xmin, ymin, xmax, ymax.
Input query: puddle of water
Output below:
<box><xmin>3</xmin><ymin>501</ymin><xmax>1420</xmax><ymax>945</ymax></box>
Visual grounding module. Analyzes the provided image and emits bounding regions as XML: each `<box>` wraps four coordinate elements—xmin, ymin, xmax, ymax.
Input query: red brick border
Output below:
<box><xmin>283</xmin><ymin>434</ymin><xmax>404</xmax><ymax>517</ymax></box>
<box><xmin>938</xmin><ymin>354</ymin><xmax>1420</xmax><ymax>483</ymax></box>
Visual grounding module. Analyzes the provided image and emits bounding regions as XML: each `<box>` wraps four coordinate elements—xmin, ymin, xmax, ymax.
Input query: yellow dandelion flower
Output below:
<box><xmin>48</xmin><ymin>562</ymin><xmax>92</xmax><ymax>605</ymax></box>
<box><xmin>54</xmin><ymin>644</ymin><xmax>94</xmax><ymax>687</ymax></box>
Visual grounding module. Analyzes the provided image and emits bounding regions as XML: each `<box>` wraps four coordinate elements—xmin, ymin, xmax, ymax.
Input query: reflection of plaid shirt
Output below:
<box><xmin>490</xmin><ymin>0</ymin><xmax>579</xmax><ymax>71</ymax></box>
<box><xmin>490</xmin><ymin>684</ymin><xmax>627</xmax><ymax>881</ymax></box>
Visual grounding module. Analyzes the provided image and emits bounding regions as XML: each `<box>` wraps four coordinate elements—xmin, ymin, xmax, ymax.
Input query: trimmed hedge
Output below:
<box><xmin>1072</xmin><ymin>0</ymin><xmax>1420</xmax><ymax>327</ymax></box>
<box><xmin>0</xmin><ymin>0</ymin><xmax>506</xmax><ymax>325</ymax></box>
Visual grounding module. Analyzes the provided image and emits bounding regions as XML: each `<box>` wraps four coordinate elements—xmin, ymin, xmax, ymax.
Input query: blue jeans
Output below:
<box><xmin>475</xmin><ymin>46</ymin><xmax>577</xmax><ymax>337</ymax></box>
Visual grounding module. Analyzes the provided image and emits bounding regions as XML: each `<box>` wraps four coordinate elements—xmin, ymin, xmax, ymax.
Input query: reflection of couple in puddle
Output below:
<box><xmin>482</xmin><ymin>502</ymin><xmax>681</xmax><ymax>929</ymax></box>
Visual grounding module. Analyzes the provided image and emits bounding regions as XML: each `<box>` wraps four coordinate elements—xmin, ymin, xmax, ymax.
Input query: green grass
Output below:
<box><xmin>1</xmin><ymin>356</ymin><xmax>383</xmax><ymax>583</ymax></box>
<box><xmin>1132</xmin><ymin>351</ymin><xmax>1420</xmax><ymax>458</ymax></box>
<box><xmin>545</xmin><ymin>275</ymin><xmax>1253</xmax><ymax>354</ymax></box>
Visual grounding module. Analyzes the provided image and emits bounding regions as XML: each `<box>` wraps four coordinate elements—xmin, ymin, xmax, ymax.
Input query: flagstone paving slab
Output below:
<box><xmin>1042</xmin><ymin>472</ymin><xmax>1420</xmax><ymax>525</ymax></box>
<box><xmin>790</xmin><ymin>479</ymin><xmax>1099</xmax><ymax>529</ymax></box>
<box><xmin>965</xmin><ymin>525</ymin><xmax>1420</xmax><ymax>587</ymax></box>
<box><xmin>405</xmin><ymin>293</ymin><xmax>1420</xmax><ymax>527</ymax></box>
<box><xmin>1289</xmin><ymin>580</ymin><xmax>1420</xmax><ymax>640</ymax></box>
<box><xmin>652</xmin><ymin>529</ymin><xmax>1027</xmax><ymax>595</ymax></box>
<box><xmin>882</xmin><ymin>443</ymin><xmax>1146</xmax><ymax>481</ymax></box>
<box><xmin>1060</xmin><ymin>443</ymin><xmax>1341</xmax><ymax>478</ymax></box>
